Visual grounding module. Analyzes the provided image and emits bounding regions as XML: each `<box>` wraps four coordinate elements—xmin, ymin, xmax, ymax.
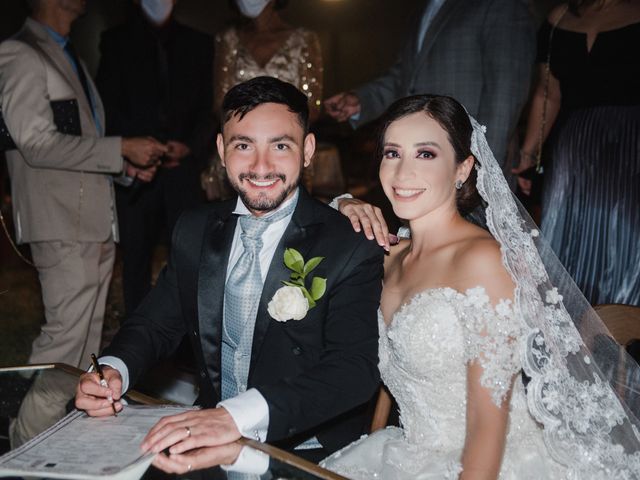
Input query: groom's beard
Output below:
<box><xmin>230</xmin><ymin>170</ymin><xmax>303</xmax><ymax>212</ymax></box>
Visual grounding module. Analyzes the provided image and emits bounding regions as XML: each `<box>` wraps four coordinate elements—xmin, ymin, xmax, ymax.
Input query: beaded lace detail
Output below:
<box><xmin>381</xmin><ymin>287</ymin><xmax>520</xmax><ymax>446</ymax></box>
<box><xmin>323</xmin><ymin>287</ymin><xmax>560</xmax><ymax>479</ymax></box>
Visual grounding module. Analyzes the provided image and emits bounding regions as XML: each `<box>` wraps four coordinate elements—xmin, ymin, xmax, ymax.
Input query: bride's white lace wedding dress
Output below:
<box><xmin>321</xmin><ymin>286</ymin><xmax>568</xmax><ymax>479</ymax></box>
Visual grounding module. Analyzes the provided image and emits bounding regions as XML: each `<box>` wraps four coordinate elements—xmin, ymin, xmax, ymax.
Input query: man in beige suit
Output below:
<box><xmin>0</xmin><ymin>0</ymin><xmax>167</xmax><ymax>371</ymax></box>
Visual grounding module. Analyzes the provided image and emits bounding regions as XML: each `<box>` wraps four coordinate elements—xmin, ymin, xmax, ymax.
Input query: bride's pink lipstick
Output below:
<box><xmin>392</xmin><ymin>187</ymin><xmax>426</xmax><ymax>201</ymax></box>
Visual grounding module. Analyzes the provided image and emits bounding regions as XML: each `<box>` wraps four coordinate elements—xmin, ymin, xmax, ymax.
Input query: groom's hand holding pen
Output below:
<box><xmin>90</xmin><ymin>354</ymin><xmax>118</xmax><ymax>417</ymax></box>
<box><xmin>75</xmin><ymin>356</ymin><xmax>124</xmax><ymax>417</ymax></box>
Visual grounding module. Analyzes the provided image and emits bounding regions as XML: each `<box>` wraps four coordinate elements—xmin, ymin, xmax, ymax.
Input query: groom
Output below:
<box><xmin>75</xmin><ymin>76</ymin><xmax>384</xmax><ymax>466</ymax></box>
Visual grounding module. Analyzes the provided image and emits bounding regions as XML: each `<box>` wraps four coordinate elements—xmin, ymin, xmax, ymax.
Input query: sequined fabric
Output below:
<box><xmin>214</xmin><ymin>27</ymin><xmax>323</xmax><ymax>113</ymax></box>
<box><xmin>321</xmin><ymin>287</ymin><xmax>568</xmax><ymax>479</ymax></box>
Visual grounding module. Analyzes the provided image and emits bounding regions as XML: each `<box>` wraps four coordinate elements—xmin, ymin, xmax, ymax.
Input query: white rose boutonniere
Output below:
<box><xmin>268</xmin><ymin>286</ymin><xmax>309</xmax><ymax>322</ymax></box>
<box><xmin>268</xmin><ymin>248</ymin><xmax>327</xmax><ymax>322</ymax></box>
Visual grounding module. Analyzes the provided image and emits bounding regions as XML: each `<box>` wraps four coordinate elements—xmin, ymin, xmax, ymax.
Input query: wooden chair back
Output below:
<box><xmin>370</xmin><ymin>386</ymin><xmax>392</xmax><ymax>432</ymax></box>
<box><xmin>594</xmin><ymin>304</ymin><xmax>640</xmax><ymax>346</ymax></box>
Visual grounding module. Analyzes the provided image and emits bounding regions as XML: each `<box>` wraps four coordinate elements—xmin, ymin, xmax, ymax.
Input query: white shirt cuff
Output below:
<box><xmin>98</xmin><ymin>356</ymin><xmax>130</xmax><ymax>393</ymax></box>
<box><xmin>221</xmin><ymin>446</ymin><xmax>269</xmax><ymax>475</ymax></box>
<box><xmin>328</xmin><ymin>193</ymin><xmax>353</xmax><ymax>210</ymax></box>
<box><xmin>113</xmin><ymin>171</ymin><xmax>134</xmax><ymax>187</ymax></box>
<box><xmin>217</xmin><ymin>388</ymin><xmax>269</xmax><ymax>442</ymax></box>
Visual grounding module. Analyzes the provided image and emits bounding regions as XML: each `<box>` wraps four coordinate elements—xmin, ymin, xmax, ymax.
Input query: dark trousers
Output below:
<box><xmin>117</xmin><ymin>161</ymin><xmax>202</xmax><ymax>316</ymax></box>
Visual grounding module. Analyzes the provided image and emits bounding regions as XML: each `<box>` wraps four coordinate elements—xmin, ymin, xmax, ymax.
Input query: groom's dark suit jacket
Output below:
<box><xmin>102</xmin><ymin>188</ymin><xmax>384</xmax><ymax>453</ymax></box>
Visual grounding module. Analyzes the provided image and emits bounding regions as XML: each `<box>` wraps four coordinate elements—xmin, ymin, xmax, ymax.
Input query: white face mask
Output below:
<box><xmin>235</xmin><ymin>0</ymin><xmax>270</xmax><ymax>18</ymax></box>
<box><xmin>141</xmin><ymin>0</ymin><xmax>174</xmax><ymax>26</ymax></box>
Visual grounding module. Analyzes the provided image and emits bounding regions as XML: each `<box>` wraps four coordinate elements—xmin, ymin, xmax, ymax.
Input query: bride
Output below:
<box><xmin>321</xmin><ymin>95</ymin><xmax>640</xmax><ymax>479</ymax></box>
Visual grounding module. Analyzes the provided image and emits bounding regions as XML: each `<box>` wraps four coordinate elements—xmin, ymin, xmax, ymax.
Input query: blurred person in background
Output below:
<box><xmin>0</xmin><ymin>0</ymin><xmax>163</xmax><ymax>370</ymax></box>
<box><xmin>97</xmin><ymin>0</ymin><xmax>215</xmax><ymax>315</ymax></box>
<box><xmin>514</xmin><ymin>0</ymin><xmax>640</xmax><ymax>305</ymax></box>
<box><xmin>325</xmin><ymin>0</ymin><xmax>535</xmax><ymax>180</ymax></box>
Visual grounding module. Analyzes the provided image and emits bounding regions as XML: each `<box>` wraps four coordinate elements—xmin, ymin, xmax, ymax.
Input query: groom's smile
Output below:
<box><xmin>217</xmin><ymin>102</ymin><xmax>316</xmax><ymax>216</ymax></box>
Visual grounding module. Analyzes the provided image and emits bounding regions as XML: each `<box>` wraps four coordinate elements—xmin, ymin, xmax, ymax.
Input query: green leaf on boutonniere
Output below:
<box><xmin>303</xmin><ymin>256</ymin><xmax>324</xmax><ymax>275</ymax></box>
<box><xmin>280</xmin><ymin>248</ymin><xmax>326</xmax><ymax>311</ymax></box>
<box><xmin>301</xmin><ymin>288</ymin><xmax>317</xmax><ymax>309</ymax></box>
<box><xmin>310</xmin><ymin>277</ymin><xmax>326</xmax><ymax>301</ymax></box>
<box><xmin>284</xmin><ymin>248</ymin><xmax>304</xmax><ymax>274</ymax></box>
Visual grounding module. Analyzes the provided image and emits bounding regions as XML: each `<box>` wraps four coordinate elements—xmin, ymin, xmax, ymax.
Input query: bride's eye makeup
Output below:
<box><xmin>382</xmin><ymin>148</ymin><xmax>401</xmax><ymax>159</ymax></box>
<box><xmin>417</xmin><ymin>149</ymin><xmax>435</xmax><ymax>159</ymax></box>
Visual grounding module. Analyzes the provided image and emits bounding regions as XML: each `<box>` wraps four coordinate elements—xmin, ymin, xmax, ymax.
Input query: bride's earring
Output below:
<box><xmin>455</xmin><ymin>179</ymin><xmax>464</xmax><ymax>190</ymax></box>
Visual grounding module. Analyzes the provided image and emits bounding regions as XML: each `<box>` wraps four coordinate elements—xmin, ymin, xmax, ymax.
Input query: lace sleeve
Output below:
<box><xmin>299</xmin><ymin>29</ymin><xmax>323</xmax><ymax>114</ymax></box>
<box><xmin>460</xmin><ymin>287</ymin><xmax>522</xmax><ymax>406</ymax></box>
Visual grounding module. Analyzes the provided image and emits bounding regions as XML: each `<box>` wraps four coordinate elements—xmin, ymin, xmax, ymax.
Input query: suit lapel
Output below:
<box><xmin>249</xmin><ymin>189</ymin><xmax>323</xmax><ymax>375</ymax></box>
<box><xmin>416</xmin><ymin>0</ymin><xmax>466</xmax><ymax>61</ymax></box>
<box><xmin>25</xmin><ymin>19</ymin><xmax>96</xmax><ymax>133</ymax></box>
<box><xmin>197</xmin><ymin>205</ymin><xmax>237</xmax><ymax>401</ymax></box>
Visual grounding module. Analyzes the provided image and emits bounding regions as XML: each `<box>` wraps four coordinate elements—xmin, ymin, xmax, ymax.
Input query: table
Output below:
<box><xmin>0</xmin><ymin>364</ymin><xmax>347</xmax><ymax>479</ymax></box>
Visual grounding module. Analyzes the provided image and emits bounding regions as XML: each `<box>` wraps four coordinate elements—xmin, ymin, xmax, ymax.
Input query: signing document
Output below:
<box><xmin>0</xmin><ymin>405</ymin><xmax>194</xmax><ymax>479</ymax></box>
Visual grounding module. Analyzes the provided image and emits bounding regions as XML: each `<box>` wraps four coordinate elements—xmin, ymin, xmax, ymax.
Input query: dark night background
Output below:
<box><xmin>0</xmin><ymin>0</ymin><xmax>559</xmax><ymax>99</ymax></box>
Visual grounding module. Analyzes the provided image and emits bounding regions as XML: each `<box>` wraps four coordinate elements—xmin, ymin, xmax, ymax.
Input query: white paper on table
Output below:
<box><xmin>0</xmin><ymin>405</ymin><xmax>196</xmax><ymax>479</ymax></box>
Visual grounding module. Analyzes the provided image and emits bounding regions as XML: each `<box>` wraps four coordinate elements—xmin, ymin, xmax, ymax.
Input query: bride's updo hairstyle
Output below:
<box><xmin>377</xmin><ymin>95</ymin><xmax>481</xmax><ymax>215</ymax></box>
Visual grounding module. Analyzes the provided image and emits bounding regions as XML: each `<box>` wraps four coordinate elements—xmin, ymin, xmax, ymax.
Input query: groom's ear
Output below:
<box><xmin>303</xmin><ymin>133</ymin><xmax>316</xmax><ymax>168</ymax></box>
<box><xmin>216</xmin><ymin>133</ymin><xmax>226</xmax><ymax>168</ymax></box>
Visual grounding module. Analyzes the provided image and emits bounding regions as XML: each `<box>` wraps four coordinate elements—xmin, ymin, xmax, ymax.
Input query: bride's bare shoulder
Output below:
<box><xmin>453</xmin><ymin>233</ymin><xmax>514</xmax><ymax>304</ymax></box>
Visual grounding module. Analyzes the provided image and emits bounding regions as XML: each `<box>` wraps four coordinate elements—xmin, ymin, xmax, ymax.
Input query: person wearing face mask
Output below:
<box><xmin>202</xmin><ymin>0</ymin><xmax>324</xmax><ymax>202</ymax></box>
<box><xmin>96</xmin><ymin>0</ymin><xmax>215</xmax><ymax>317</ymax></box>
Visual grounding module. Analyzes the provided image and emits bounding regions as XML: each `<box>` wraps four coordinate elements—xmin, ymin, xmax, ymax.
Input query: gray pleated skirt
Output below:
<box><xmin>541</xmin><ymin>105</ymin><xmax>640</xmax><ymax>306</ymax></box>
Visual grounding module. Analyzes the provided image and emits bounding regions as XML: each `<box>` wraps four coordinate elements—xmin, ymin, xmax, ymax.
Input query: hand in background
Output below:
<box><xmin>162</xmin><ymin>140</ymin><xmax>191</xmax><ymax>169</ymax></box>
<box><xmin>324</xmin><ymin>91</ymin><xmax>361</xmax><ymax>122</ymax></box>
<box><xmin>151</xmin><ymin>442</ymin><xmax>243</xmax><ymax>474</ymax></box>
<box><xmin>338</xmin><ymin>198</ymin><xmax>394</xmax><ymax>251</ymax></box>
<box><xmin>122</xmin><ymin>136</ymin><xmax>167</xmax><ymax>168</ymax></box>
<box><xmin>124</xmin><ymin>161</ymin><xmax>157</xmax><ymax>183</ymax></box>
<box><xmin>511</xmin><ymin>151</ymin><xmax>537</xmax><ymax>196</ymax></box>
<box><xmin>75</xmin><ymin>366</ymin><xmax>124</xmax><ymax>417</ymax></box>
<box><xmin>141</xmin><ymin>407</ymin><xmax>241</xmax><ymax>456</ymax></box>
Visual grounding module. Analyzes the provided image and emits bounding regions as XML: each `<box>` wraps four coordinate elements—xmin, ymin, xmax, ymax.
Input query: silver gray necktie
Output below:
<box><xmin>221</xmin><ymin>196</ymin><xmax>297</xmax><ymax>400</ymax></box>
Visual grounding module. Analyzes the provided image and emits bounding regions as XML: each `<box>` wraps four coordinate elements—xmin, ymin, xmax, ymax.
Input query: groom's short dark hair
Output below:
<box><xmin>221</xmin><ymin>76</ymin><xmax>309</xmax><ymax>134</ymax></box>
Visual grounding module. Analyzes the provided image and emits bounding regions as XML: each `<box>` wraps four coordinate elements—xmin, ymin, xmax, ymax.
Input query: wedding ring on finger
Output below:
<box><xmin>184</xmin><ymin>426</ymin><xmax>191</xmax><ymax>438</ymax></box>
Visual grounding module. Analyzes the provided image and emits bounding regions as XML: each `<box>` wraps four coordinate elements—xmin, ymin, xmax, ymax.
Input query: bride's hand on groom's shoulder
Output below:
<box><xmin>338</xmin><ymin>198</ymin><xmax>394</xmax><ymax>251</ymax></box>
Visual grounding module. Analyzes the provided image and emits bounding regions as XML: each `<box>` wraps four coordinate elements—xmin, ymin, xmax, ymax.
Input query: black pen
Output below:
<box><xmin>90</xmin><ymin>353</ymin><xmax>118</xmax><ymax>417</ymax></box>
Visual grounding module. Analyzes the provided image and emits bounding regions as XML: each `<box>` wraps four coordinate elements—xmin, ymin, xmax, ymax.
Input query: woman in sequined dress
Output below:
<box><xmin>202</xmin><ymin>0</ymin><xmax>323</xmax><ymax>200</ymax></box>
